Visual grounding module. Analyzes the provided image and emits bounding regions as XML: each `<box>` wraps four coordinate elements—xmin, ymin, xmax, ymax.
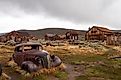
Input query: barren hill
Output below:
<box><xmin>18</xmin><ymin>28</ymin><xmax>86</xmax><ymax>39</ymax></box>
<box><xmin>1</xmin><ymin>28</ymin><xmax>121</xmax><ymax>39</ymax></box>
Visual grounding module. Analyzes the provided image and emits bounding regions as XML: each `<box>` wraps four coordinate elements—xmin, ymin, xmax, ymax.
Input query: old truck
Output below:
<box><xmin>13</xmin><ymin>42</ymin><xmax>62</xmax><ymax>72</ymax></box>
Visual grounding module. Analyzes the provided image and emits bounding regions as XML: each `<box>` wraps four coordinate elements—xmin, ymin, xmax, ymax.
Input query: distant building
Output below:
<box><xmin>0</xmin><ymin>31</ymin><xmax>38</xmax><ymax>43</ymax></box>
<box><xmin>65</xmin><ymin>31</ymin><xmax>79</xmax><ymax>40</ymax></box>
<box><xmin>85</xmin><ymin>26</ymin><xmax>112</xmax><ymax>41</ymax></box>
<box><xmin>106</xmin><ymin>32</ymin><xmax>121</xmax><ymax>45</ymax></box>
<box><xmin>58</xmin><ymin>35</ymin><xmax>66</xmax><ymax>40</ymax></box>
<box><xmin>85</xmin><ymin>26</ymin><xmax>121</xmax><ymax>45</ymax></box>
<box><xmin>45</xmin><ymin>34</ymin><xmax>65</xmax><ymax>41</ymax></box>
<box><xmin>45</xmin><ymin>31</ymin><xmax>79</xmax><ymax>41</ymax></box>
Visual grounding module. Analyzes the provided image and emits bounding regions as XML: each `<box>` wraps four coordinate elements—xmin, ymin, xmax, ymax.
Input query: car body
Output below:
<box><xmin>13</xmin><ymin>42</ymin><xmax>62</xmax><ymax>72</ymax></box>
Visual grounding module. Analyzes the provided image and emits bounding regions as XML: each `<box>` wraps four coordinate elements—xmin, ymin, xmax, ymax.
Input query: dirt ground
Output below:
<box><xmin>0</xmin><ymin>44</ymin><xmax>121</xmax><ymax>80</ymax></box>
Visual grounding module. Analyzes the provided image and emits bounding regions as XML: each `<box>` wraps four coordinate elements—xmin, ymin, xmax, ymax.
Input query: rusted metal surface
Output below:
<box><xmin>13</xmin><ymin>42</ymin><xmax>62</xmax><ymax>72</ymax></box>
<box><xmin>13</xmin><ymin>42</ymin><xmax>45</xmax><ymax>66</ymax></box>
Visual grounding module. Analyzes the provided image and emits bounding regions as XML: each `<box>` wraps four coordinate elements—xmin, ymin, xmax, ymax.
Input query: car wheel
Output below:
<box><xmin>21</xmin><ymin>61</ymin><xmax>38</xmax><ymax>73</ymax></box>
<box><xmin>0</xmin><ymin>64</ymin><xmax>2</xmax><ymax>76</ymax></box>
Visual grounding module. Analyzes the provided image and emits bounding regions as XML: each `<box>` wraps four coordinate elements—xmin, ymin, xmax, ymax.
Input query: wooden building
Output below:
<box><xmin>106</xmin><ymin>32</ymin><xmax>121</xmax><ymax>45</ymax></box>
<box><xmin>58</xmin><ymin>35</ymin><xmax>66</xmax><ymax>40</ymax></box>
<box><xmin>85</xmin><ymin>26</ymin><xmax>112</xmax><ymax>41</ymax></box>
<box><xmin>45</xmin><ymin>31</ymin><xmax>79</xmax><ymax>41</ymax></box>
<box><xmin>65</xmin><ymin>31</ymin><xmax>79</xmax><ymax>40</ymax></box>
<box><xmin>45</xmin><ymin>34</ymin><xmax>65</xmax><ymax>41</ymax></box>
<box><xmin>85</xmin><ymin>26</ymin><xmax>121</xmax><ymax>45</ymax></box>
<box><xmin>0</xmin><ymin>31</ymin><xmax>37</xmax><ymax>43</ymax></box>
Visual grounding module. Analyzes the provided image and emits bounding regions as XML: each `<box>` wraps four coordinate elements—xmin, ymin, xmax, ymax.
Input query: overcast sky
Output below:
<box><xmin>0</xmin><ymin>0</ymin><xmax>121</xmax><ymax>33</ymax></box>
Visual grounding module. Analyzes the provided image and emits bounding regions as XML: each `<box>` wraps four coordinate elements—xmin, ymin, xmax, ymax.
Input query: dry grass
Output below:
<box><xmin>44</xmin><ymin>45</ymin><xmax>104</xmax><ymax>55</ymax></box>
<box><xmin>1</xmin><ymin>44</ymin><xmax>121</xmax><ymax>80</ymax></box>
<box><xmin>0</xmin><ymin>45</ymin><xmax>14</xmax><ymax>64</ymax></box>
<box><xmin>32</xmin><ymin>63</ymin><xmax>66</xmax><ymax>77</ymax></box>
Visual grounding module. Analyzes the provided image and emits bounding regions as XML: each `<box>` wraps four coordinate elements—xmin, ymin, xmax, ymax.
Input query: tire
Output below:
<box><xmin>51</xmin><ymin>56</ymin><xmax>62</xmax><ymax>67</ymax></box>
<box><xmin>21</xmin><ymin>62</ymin><xmax>29</xmax><ymax>72</ymax></box>
<box><xmin>0</xmin><ymin>64</ymin><xmax>2</xmax><ymax>76</ymax></box>
<box><xmin>21</xmin><ymin>61</ymin><xmax>38</xmax><ymax>73</ymax></box>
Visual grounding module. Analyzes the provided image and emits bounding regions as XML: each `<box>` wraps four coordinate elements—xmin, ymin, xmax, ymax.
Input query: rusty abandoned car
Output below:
<box><xmin>13</xmin><ymin>42</ymin><xmax>62</xmax><ymax>73</ymax></box>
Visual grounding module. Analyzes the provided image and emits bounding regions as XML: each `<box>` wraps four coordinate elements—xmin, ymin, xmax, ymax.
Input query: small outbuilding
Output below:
<box><xmin>65</xmin><ymin>31</ymin><xmax>79</xmax><ymax>40</ymax></box>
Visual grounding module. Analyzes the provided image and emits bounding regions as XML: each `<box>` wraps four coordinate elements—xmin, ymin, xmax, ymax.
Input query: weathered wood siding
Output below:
<box><xmin>85</xmin><ymin>26</ymin><xmax>121</xmax><ymax>45</ymax></box>
<box><xmin>86</xmin><ymin>27</ymin><xmax>108</xmax><ymax>41</ymax></box>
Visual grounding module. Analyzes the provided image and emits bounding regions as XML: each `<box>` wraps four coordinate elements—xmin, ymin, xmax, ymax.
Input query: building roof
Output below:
<box><xmin>4</xmin><ymin>31</ymin><xmax>30</xmax><ymax>37</ymax></box>
<box><xmin>66</xmin><ymin>31</ymin><xmax>79</xmax><ymax>35</ymax></box>
<box><xmin>58</xmin><ymin>35</ymin><xmax>66</xmax><ymax>38</ymax></box>
<box><xmin>93</xmin><ymin>26</ymin><xmax>112</xmax><ymax>33</ymax></box>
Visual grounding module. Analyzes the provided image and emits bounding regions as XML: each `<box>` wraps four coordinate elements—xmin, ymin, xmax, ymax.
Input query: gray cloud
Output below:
<box><xmin>0</xmin><ymin>0</ymin><xmax>121</xmax><ymax>29</ymax></box>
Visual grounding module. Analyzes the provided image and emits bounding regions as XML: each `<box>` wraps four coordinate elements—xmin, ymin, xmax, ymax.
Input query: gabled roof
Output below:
<box><xmin>93</xmin><ymin>26</ymin><xmax>112</xmax><ymax>33</ymax></box>
<box><xmin>58</xmin><ymin>35</ymin><xmax>66</xmax><ymax>38</ymax></box>
<box><xmin>5</xmin><ymin>31</ymin><xmax>30</xmax><ymax>37</ymax></box>
<box><xmin>66</xmin><ymin>31</ymin><xmax>79</xmax><ymax>35</ymax></box>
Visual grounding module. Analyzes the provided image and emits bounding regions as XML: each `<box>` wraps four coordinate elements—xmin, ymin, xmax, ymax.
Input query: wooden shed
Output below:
<box><xmin>44</xmin><ymin>34</ymin><xmax>59</xmax><ymax>41</ymax></box>
<box><xmin>65</xmin><ymin>31</ymin><xmax>79</xmax><ymax>40</ymax></box>
<box><xmin>0</xmin><ymin>31</ymin><xmax>35</xmax><ymax>43</ymax></box>
<box><xmin>106</xmin><ymin>32</ymin><xmax>121</xmax><ymax>45</ymax></box>
<box><xmin>85</xmin><ymin>26</ymin><xmax>112</xmax><ymax>41</ymax></box>
<box><xmin>85</xmin><ymin>26</ymin><xmax>121</xmax><ymax>45</ymax></box>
